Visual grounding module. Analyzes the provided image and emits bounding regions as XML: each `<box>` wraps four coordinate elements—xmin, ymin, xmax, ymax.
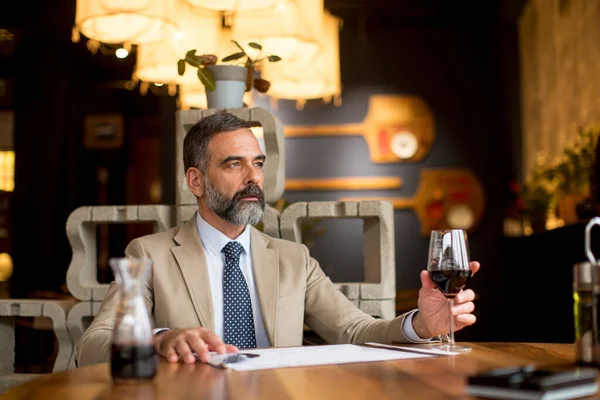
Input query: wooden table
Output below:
<box><xmin>0</xmin><ymin>343</ymin><xmax>589</xmax><ymax>399</ymax></box>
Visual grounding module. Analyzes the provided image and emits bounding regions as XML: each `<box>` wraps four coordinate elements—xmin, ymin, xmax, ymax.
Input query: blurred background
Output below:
<box><xmin>1</xmin><ymin>0</ymin><xmax>598</xmax><ymax>374</ymax></box>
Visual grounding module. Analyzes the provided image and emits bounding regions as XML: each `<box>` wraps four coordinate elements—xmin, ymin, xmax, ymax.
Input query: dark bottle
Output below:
<box><xmin>109</xmin><ymin>257</ymin><xmax>157</xmax><ymax>381</ymax></box>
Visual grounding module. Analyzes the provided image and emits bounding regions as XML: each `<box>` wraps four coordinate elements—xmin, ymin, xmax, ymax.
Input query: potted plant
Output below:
<box><xmin>520</xmin><ymin>126</ymin><xmax>600</xmax><ymax>229</ymax></box>
<box><xmin>177</xmin><ymin>40</ymin><xmax>281</xmax><ymax>109</ymax></box>
<box><xmin>548</xmin><ymin>127</ymin><xmax>599</xmax><ymax>223</ymax></box>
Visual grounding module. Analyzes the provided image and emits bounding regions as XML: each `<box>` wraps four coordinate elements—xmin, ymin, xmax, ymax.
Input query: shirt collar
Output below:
<box><xmin>195</xmin><ymin>212</ymin><xmax>251</xmax><ymax>256</ymax></box>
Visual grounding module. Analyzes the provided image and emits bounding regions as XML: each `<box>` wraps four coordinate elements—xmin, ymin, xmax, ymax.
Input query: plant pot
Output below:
<box><xmin>205</xmin><ymin>65</ymin><xmax>247</xmax><ymax>109</ymax></box>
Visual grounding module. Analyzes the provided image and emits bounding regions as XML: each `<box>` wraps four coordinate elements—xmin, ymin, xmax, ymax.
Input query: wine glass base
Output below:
<box><xmin>434</xmin><ymin>343</ymin><xmax>472</xmax><ymax>353</ymax></box>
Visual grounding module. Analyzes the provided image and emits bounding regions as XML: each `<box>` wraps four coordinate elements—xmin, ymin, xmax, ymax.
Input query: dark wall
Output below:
<box><xmin>5</xmin><ymin>1</ymin><xmax>176</xmax><ymax>296</ymax></box>
<box><xmin>252</xmin><ymin>3</ymin><xmax>521</xmax><ymax>340</ymax></box>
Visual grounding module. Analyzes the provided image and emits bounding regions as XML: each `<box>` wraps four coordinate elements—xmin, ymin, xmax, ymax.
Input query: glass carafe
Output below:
<box><xmin>109</xmin><ymin>257</ymin><xmax>157</xmax><ymax>382</ymax></box>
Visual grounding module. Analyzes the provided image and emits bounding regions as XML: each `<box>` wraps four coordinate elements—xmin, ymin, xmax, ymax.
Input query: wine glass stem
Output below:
<box><xmin>448</xmin><ymin>298</ymin><xmax>455</xmax><ymax>346</ymax></box>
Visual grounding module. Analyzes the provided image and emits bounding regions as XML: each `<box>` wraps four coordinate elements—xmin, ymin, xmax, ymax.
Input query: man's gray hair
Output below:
<box><xmin>183</xmin><ymin>111</ymin><xmax>251</xmax><ymax>173</ymax></box>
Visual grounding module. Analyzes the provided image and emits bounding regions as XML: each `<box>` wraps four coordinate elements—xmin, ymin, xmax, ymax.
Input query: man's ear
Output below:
<box><xmin>185</xmin><ymin>167</ymin><xmax>205</xmax><ymax>198</ymax></box>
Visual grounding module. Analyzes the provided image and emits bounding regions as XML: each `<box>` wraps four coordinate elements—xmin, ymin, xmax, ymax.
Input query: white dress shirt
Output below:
<box><xmin>195</xmin><ymin>213</ymin><xmax>270</xmax><ymax>348</ymax></box>
<box><xmin>154</xmin><ymin>212</ymin><xmax>429</xmax><ymax>344</ymax></box>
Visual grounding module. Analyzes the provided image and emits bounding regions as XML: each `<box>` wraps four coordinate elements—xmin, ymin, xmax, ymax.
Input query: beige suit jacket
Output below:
<box><xmin>77</xmin><ymin>217</ymin><xmax>420</xmax><ymax>366</ymax></box>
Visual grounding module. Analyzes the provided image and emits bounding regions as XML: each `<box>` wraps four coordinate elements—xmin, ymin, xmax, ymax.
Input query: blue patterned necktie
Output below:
<box><xmin>221</xmin><ymin>241</ymin><xmax>256</xmax><ymax>349</ymax></box>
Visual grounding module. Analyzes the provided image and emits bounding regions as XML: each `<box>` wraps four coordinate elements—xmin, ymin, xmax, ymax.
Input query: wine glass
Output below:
<box><xmin>427</xmin><ymin>229</ymin><xmax>472</xmax><ymax>352</ymax></box>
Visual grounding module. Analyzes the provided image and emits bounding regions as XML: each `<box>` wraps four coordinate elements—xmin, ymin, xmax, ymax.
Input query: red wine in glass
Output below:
<box><xmin>427</xmin><ymin>229</ymin><xmax>472</xmax><ymax>352</ymax></box>
<box><xmin>429</xmin><ymin>269</ymin><xmax>472</xmax><ymax>298</ymax></box>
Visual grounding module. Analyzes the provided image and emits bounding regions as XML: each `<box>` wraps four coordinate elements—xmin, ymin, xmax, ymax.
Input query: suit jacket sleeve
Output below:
<box><xmin>75</xmin><ymin>238</ymin><xmax>155</xmax><ymax>366</ymax></box>
<box><xmin>301</xmin><ymin>244</ymin><xmax>423</xmax><ymax>345</ymax></box>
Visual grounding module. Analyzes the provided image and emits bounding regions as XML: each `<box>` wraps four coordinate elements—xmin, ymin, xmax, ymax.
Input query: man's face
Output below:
<box><xmin>201</xmin><ymin>128</ymin><xmax>266</xmax><ymax>226</ymax></box>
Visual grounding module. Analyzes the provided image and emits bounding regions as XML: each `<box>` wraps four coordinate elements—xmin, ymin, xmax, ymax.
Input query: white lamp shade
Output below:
<box><xmin>184</xmin><ymin>0</ymin><xmax>281</xmax><ymax>12</ymax></box>
<box><xmin>134</xmin><ymin>8</ymin><xmax>221</xmax><ymax>84</ymax></box>
<box><xmin>232</xmin><ymin>0</ymin><xmax>323</xmax><ymax>62</ymax></box>
<box><xmin>261</xmin><ymin>10</ymin><xmax>341</xmax><ymax>101</ymax></box>
<box><xmin>179</xmin><ymin>84</ymin><xmax>208</xmax><ymax>109</ymax></box>
<box><xmin>75</xmin><ymin>0</ymin><xmax>179</xmax><ymax>44</ymax></box>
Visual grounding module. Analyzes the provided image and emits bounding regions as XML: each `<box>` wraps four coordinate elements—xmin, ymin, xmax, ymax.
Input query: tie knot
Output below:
<box><xmin>221</xmin><ymin>241</ymin><xmax>244</xmax><ymax>260</ymax></box>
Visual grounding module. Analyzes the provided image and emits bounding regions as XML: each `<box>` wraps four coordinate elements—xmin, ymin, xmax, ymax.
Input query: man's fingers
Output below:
<box><xmin>198</xmin><ymin>351</ymin><xmax>212</xmax><ymax>363</ymax></box>
<box><xmin>153</xmin><ymin>328</ymin><xmax>245</xmax><ymax>365</ymax></box>
<box><xmin>186</xmin><ymin>334</ymin><xmax>208</xmax><ymax>361</ymax></box>
<box><xmin>451</xmin><ymin>301</ymin><xmax>475</xmax><ymax>316</ymax></box>
<box><xmin>225</xmin><ymin>344</ymin><xmax>239</xmax><ymax>353</ymax></box>
<box><xmin>175</xmin><ymin>341</ymin><xmax>195</xmax><ymax>364</ymax></box>
<box><xmin>165</xmin><ymin>349</ymin><xmax>178</xmax><ymax>363</ymax></box>
<box><xmin>200</xmin><ymin>329</ymin><xmax>227</xmax><ymax>354</ymax></box>
<box><xmin>469</xmin><ymin>261</ymin><xmax>480</xmax><ymax>275</ymax></box>
<box><xmin>455</xmin><ymin>289</ymin><xmax>475</xmax><ymax>304</ymax></box>
<box><xmin>156</xmin><ymin>329</ymin><xmax>234</xmax><ymax>364</ymax></box>
<box><xmin>419</xmin><ymin>270</ymin><xmax>435</xmax><ymax>291</ymax></box>
<box><xmin>456</xmin><ymin>314</ymin><xmax>476</xmax><ymax>326</ymax></box>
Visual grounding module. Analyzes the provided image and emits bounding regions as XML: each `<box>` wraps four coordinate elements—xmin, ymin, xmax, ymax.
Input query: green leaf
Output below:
<box><xmin>197</xmin><ymin>67</ymin><xmax>216</xmax><ymax>91</ymax></box>
<box><xmin>231</xmin><ymin>40</ymin><xmax>245</xmax><ymax>52</ymax></box>
<box><xmin>222</xmin><ymin>52</ymin><xmax>246</xmax><ymax>62</ymax></box>
<box><xmin>186</xmin><ymin>49</ymin><xmax>196</xmax><ymax>56</ymax></box>
<box><xmin>177</xmin><ymin>59</ymin><xmax>186</xmax><ymax>76</ymax></box>
<box><xmin>248</xmin><ymin>42</ymin><xmax>262</xmax><ymax>50</ymax></box>
<box><xmin>185</xmin><ymin>54</ymin><xmax>203</xmax><ymax>67</ymax></box>
<box><xmin>268</xmin><ymin>55</ymin><xmax>282</xmax><ymax>62</ymax></box>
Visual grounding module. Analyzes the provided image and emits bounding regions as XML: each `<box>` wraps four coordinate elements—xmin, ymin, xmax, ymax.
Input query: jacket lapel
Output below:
<box><xmin>250</xmin><ymin>227</ymin><xmax>279</xmax><ymax>346</ymax></box>
<box><xmin>171</xmin><ymin>217</ymin><xmax>215</xmax><ymax>332</ymax></box>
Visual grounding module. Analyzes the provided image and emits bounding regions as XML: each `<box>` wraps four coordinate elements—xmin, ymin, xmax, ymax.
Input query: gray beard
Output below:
<box><xmin>203</xmin><ymin>179</ymin><xmax>264</xmax><ymax>226</ymax></box>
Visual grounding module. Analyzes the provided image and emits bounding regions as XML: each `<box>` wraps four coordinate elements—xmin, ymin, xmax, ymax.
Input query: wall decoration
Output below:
<box><xmin>83</xmin><ymin>114</ymin><xmax>124</xmax><ymax>150</ymax></box>
<box><xmin>389</xmin><ymin>131</ymin><xmax>419</xmax><ymax>159</ymax></box>
<box><xmin>341</xmin><ymin>169</ymin><xmax>485</xmax><ymax>235</ymax></box>
<box><xmin>285</xmin><ymin>176</ymin><xmax>402</xmax><ymax>191</ymax></box>
<box><xmin>284</xmin><ymin>95</ymin><xmax>435</xmax><ymax>163</ymax></box>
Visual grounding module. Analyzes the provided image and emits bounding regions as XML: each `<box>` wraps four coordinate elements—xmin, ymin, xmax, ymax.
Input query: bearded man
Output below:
<box><xmin>77</xmin><ymin>112</ymin><xmax>480</xmax><ymax>366</ymax></box>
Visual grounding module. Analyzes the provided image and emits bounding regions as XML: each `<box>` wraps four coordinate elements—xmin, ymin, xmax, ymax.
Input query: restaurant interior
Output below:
<box><xmin>2</xmin><ymin>0</ymin><xmax>600</xmax><ymax>396</ymax></box>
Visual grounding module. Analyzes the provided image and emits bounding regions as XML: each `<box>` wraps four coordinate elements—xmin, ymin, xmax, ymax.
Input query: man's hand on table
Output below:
<box><xmin>153</xmin><ymin>328</ymin><xmax>238</xmax><ymax>364</ymax></box>
<box><xmin>412</xmin><ymin>261</ymin><xmax>480</xmax><ymax>339</ymax></box>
